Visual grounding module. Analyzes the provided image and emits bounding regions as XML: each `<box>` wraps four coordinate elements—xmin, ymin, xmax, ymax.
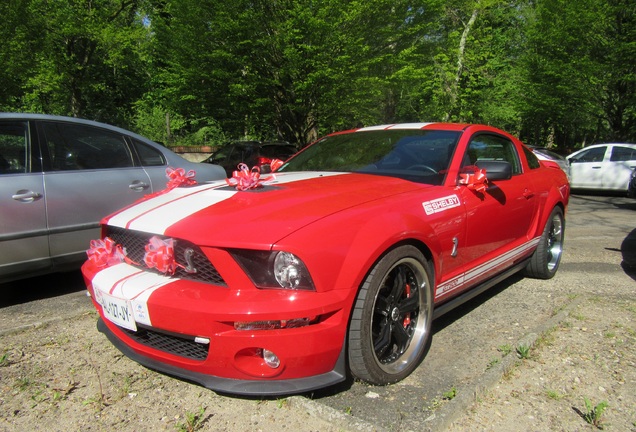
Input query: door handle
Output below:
<box><xmin>12</xmin><ymin>189</ymin><xmax>43</xmax><ymax>203</ymax></box>
<box><xmin>129</xmin><ymin>180</ymin><xmax>150</xmax><ymax>191</ymax></box>
<box><xmin>523</xmin><ymin>188</ymin><xmax>534</xmax><ymax>199</ymax></box>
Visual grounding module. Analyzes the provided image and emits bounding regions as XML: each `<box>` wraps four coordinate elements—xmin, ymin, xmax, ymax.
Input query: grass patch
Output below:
<box><xmin>176</xmin><ymin>407</ymin><xmax>207</xmax><ymax>432</ymax></box>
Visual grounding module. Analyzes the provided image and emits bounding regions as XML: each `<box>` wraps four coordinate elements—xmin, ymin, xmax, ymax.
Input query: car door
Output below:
<box><xmin>568</xmin><ymin>146</ymin><xmax>607</xmax><ymax>189</ymax></box>
<box><xmin>0</xmin><ymin>120</ymin><xmax>50</xmax><ymax>280</ymax></box>
<box><xmin>38</xmin><ymin>120</ymin><xmax>153</xmax><ymax>267</ymax></box>
<box><xmin>129</xmin><ymin>138</ymin><xmax>173</xmax><ymax>189</ymax></box>
<box><xmin>603</xmin><ymin>145</ymin><xmax>636</xmax><ymax>191</ymax></box>
<box><xmin>457</xmin><ymin>133</ymin><xmax>537</xmax><ymax>287</ymax></box>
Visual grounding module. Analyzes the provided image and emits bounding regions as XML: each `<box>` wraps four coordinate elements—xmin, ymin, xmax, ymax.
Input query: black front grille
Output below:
<box><xmin>122</xmin><ymin>325</ymin><xmax>209</xmax><ymax>361</ymax></box>
<box><xmin>106</xmin><ymin>226</ymin><xmax>227</xmax><ymax>286</ymax></box>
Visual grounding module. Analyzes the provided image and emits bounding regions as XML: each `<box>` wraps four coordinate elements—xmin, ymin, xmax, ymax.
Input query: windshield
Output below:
<box><xmin>278</xmin><ymin>129</ymin><xmax>461</xmax><ymax>185</ymax></box>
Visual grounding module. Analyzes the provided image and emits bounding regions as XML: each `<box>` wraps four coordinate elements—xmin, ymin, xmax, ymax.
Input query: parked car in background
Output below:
<box><xmin>567</xmin><ymin>143</ymin><xmax>636</xmax><ymax>193</ymax></box>
<box><xmin>203</xmin><ymin>140</ymin><xmax>298</xmax><ymax>176</ymax></box>
<box><xmin>82</xmin><ymin>122</ymin><xmax>569</xmax><ymax>396</ymax></box>
<box><xmin>529</xmin><ymin>146</ymin><xmax>570</xmax><ymax>179</ymax></box>
<box><xmin>0</xmin><ymin>113</ymin><xmax>226</xmax><ymax>283</ymax></box>
<box><xmin>628</xmin><ymin>168</ymin><xmax>636</xmax><ymax>198</ymax></box>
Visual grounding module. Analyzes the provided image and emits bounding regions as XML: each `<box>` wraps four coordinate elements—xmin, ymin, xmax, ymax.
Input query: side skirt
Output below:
<box><xmin>432</xmin><ymin>258</ymin><xmax>530</xmax><ymax>320</ymax></box>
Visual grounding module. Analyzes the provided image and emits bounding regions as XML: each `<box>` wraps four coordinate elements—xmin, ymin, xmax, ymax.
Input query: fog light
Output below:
<box><xmin>262</xmin><ymin>349</ymin><xmax>280</xmax><ymax>369</ymax></box>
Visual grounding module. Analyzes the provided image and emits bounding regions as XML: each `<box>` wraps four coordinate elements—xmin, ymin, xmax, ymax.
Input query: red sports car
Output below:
<box><xmin>82</xmin><ymin>123</ymin><xmax>569</xmax><ymax>395</ymax></box>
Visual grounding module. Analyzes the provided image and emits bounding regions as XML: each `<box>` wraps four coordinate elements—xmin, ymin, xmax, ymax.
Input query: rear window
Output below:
<box><xmin>41</xmin><ymin>122</ymin><xmax>134</xmax><ymax>171</ymax></box>
<box><xmin>132</xmin><ymin>139</ymin><xmax>166</xmax><ymax>166</ymax></box>
<box><xmin>610</xmin><ymin>146</ymin><xmax>636</xmax><ymax>162</ymax></box>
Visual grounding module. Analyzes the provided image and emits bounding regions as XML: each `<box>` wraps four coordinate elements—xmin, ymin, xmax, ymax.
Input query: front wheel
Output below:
<box><xmin>348</xmin><ymin>245</ymin><xmax>433</xmax><ymax>385</ymax></box>
<box><xmin>524</xmin><ymin>206</ymin><xmax>565</xmax><ymax>279</ymax></box>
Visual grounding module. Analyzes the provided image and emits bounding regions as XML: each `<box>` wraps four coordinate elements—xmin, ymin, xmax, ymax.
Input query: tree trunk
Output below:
<box><xmin>444</xmin><ymin>7</ymin><xmax>479</xmax><ymax>122</ymax></box>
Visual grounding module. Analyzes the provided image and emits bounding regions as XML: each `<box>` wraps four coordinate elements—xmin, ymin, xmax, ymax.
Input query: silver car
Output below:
<box><xmin>0</xmin><ymin>113</ymin><xmax>225</xmax><ymax>283</ymax></box>
<box><xmin>529</xmin><ymin>146</ymin><xmax>571</xmax><ymax>180</ymax></box>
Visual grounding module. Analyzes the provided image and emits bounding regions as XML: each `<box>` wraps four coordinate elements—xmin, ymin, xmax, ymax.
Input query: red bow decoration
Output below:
<box><xmin>166</xmin><ymin>167</ymin><xmax>197</xmax><ymax>190</ymax></box>
<box><xmin>458</xmin><ymin>166</ymin><xmax>489</xmax><ymax>193</ymax></box>
<box><xmin>226</xmin><ymin>163</ymin><xmax>275</xmax><ymax>191</ymax></box>
<box><xmin>87</xmin><ymin>237</ymin><xmax>127</xmax><ymax>268</ymax></box>
<box><xmin>144</xmin><ymin>167</ymin><xmax>198</xmax><ymax>199</ymax></box>
<box><xmin>143</xmin><ymin>236</ymin><xmax>181</xmax><ymax>275</ymax></box>
<box><xmin>270</xmin><ymin>158</ymin><xmax>284</xmax><ymax>172</ymax></box>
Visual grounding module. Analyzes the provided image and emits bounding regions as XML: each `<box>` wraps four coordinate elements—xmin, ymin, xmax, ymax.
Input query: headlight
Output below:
<box><xmin>230</xmin><ymin>250</ymin><xmax>315</xmax><ymax>291</ymax></box>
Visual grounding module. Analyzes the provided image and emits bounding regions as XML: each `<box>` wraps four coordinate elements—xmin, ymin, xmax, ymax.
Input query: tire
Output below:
<box><xmin>348</xmin><ymin>245</ymin><xmax>433</xmax><ymax>385</ymax></box>
<box><xmin>524</xmin><ymin>206</ymin><xmax>565</xmax><ymax>279</ymax></box>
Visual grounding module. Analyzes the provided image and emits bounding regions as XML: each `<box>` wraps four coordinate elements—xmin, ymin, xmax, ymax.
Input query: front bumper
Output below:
<box><xmin>97</xmin><ymin>318</ymin><xmax>347</xmax><ymax>396</ymax></box>
<box><xmin>84</xmin><ymin>262</ymin><xmax>351</xmax><ymax>395</ymax></box>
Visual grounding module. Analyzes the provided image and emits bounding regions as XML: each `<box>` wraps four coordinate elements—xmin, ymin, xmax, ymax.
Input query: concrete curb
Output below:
<box><xmin>290</xmin><ymin>395</ymin><xmax>387</xmax><ymax>432</ymax></box>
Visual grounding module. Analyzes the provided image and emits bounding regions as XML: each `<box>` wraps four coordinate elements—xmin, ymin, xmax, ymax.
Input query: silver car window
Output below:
<box><xmin>132</xmin><ymin>139</ymin><xmax>166</xmax><ymax>166</ymax></box>
<box><xmin>0</xmin><ymin>121</ymin><xmax>29</xmax><ymax>174</ymax></box>
<box><xmin>41</xmin><ymin>122</ymin><xmax>134</xmax><ymax>171</ymax></box>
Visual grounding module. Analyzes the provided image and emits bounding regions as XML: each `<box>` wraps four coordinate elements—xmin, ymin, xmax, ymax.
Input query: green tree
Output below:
<box><xmin>521</xmin><ymin>0</ymin><xmax>635</xmax><ymax>148</ymax></box>
<box><xmin>2</xmin><ymin>0</ymin><xmax>148</xmax><ymax>127</ymax></box>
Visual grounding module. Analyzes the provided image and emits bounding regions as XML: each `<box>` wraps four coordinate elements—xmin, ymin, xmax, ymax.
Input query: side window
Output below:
<box><xmin>0</xmin><ymin>121</ymin><xmax>29</xmax><ymax>174</ymax></box>
<box><xmin>570</xmin><ymin>146</ymin><xmax>606</xmax><ymax>163</ymax></box>
<box><xmin>463</xmin><ymin>134</ymin><xmax>522</xmax><ymax>174</ymax></box>
<box><xmin>610</xmin><ymin>146</ymin><xmax>636</xmax><ymax>162</ymax></box>
<box><xmin>41</xmin><ymin>122</ymin><xmax>134</xmax><ymax>171</ymax></box>
<box><xmin>132</xmin><ymin>139</ymin><xmax>166</xmax><ymax>166</ymax></box>
<box><xmin>523</xmin><ymin>146</ymin><xmax>541</xmax><ymax>169</ymax></box>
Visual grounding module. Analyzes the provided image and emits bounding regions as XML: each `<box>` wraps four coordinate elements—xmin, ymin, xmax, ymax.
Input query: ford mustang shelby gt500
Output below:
<box><xmin>82</xmin><ymin>123</ymin><xmax>569</xmax><ymax>395</ymax></box>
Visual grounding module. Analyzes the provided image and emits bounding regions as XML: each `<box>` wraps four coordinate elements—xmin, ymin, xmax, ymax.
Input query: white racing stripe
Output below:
<box><xmin>92</xmin><ymin>263</ymin><xmax>175</xmax><ymax>326</ymax></box>
<box><xmin>435</xmin><ymin>237</ymin><xmax>541</xmax><ymax>297</ymax></box>
<box><xmin>107</xmin><ymin>172</ymin><xmax>347</xmax><ymax>234</ymax></box>
<box><xmin>357</xmin><ymin>123</ymin><xmax>434</xmax><ymax>131</ymax></box>
<box><xmin>107</xmin><ymin>183</ymin><xmax>232</xmax><ymax>233</ymax></box>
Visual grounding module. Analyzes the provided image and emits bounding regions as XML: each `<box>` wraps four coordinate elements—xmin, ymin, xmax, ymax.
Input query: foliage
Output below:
<box><xmin>582</xmin><ymin>397</ymin><xmax>608</xmax><ymax>429</ymax></box>
<box><xmin>0</xmin><ymin>0</ymin><xmax>633</xmax><ymax>149</ymax></box>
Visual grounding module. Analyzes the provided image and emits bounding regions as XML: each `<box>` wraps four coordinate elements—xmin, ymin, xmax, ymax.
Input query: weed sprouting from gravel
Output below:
<box><xmin>546</xmin><ymin>389</ymin><xmax>565</xmax><ymax>400</ymax></box>
<box><xmin>581</xmin><ymin>397</ymin><xmax>608</xmax><ymax>429</ymax></box>
<box><xmin>516</xmin><ymin>344</ymin><xmax>530</xmax><ymax>359</ymax></box>
<box><xmin>498</xmin><ymin>344</ymin><xmax>513</xmax><ymax>356</ymax></box>
<box><xmin>176</xmin><ymin>406</ymin><xmax>207</xmax><ymax>432</ymax></box>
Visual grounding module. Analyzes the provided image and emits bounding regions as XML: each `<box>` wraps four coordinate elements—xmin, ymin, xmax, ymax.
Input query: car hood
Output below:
<box><xmin>105</xmin><ymin>172</ymin><xmax>427</xmax><ymax>248</ymax></box>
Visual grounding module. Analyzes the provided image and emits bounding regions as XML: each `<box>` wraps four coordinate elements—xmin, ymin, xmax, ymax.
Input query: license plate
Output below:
<box><xmin>100</xmin><ymin>292</ymin><xmax>137</xmax><ymax>331</ymax></box>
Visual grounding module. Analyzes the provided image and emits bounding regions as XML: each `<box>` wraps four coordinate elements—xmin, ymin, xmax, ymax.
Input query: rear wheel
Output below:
<box><xmin>348</xmin><ymin>245</ymin><xmax>433</xmax><ymax>384</ymax></box>
<box><xmin>524</xmin><ymin>206</ymin><xmax>565</xmax><ymax>279</ymax></box>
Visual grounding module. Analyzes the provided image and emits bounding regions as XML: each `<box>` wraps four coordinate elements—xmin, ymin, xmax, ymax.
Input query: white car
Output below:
<box><xmin>567</xmin><ymin>143</ymin><xmax>636</xmax><ymax>193</ymax></box>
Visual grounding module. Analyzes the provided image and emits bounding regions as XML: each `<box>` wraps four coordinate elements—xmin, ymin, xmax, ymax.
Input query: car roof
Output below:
<box><xmin>356</xmin><ymin>122</ymin><xmax>470</xmax><ymax>132</ymax></box>
<box><xmin>0</xmin><ymin>112</ymin><xmax>158</xmax><ymax>146</ymax></box>
<box><xmin>573</xmin><ymin>143</ymin><xmax>636</xmax><ymax>149</ymax></box>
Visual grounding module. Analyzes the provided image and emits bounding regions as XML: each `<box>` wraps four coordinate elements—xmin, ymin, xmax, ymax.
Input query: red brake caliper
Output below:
<box><xmin>403</xmin><ymin>283</ymin><xmax>411</xmax><ymax>327</ymax></box>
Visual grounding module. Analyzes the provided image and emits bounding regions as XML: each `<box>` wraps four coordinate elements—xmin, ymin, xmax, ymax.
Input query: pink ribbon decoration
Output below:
<box><xmin>166</xmin><ymin>167</ymin><xmax>197</xmax><ymax>190</ymax></box>
<box><xmin>270</xmin><ymin>158</ymin><xmax>284</xmax><ymax>172</ymax></box>
<box><xmin>87</xmin><ymin>237</ymin><xmax>127</xmax><ymax>268</ymax></box>
<box><xmin>143</xmin><ymin>236</ymin><xmax>180</xmax><ymax>275</ymax></box>
<box><xmin>226</xmin><ymin>163</ymin><xmax>275</xmax><ymax>191</ymax></box>
<box><xmin>458</xmin><ymin>166</ymin><xmax>489</xmax><ymax>193</ymax></box>
<box><xmin>144</xmin><ymin>167</ymin><xmax>197</xmax><ymax>199</ymax></box>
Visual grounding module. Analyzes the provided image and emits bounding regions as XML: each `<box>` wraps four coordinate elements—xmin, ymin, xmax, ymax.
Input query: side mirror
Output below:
<box><xmin>475</xmin><ymin>160</ymin><xmax>512</xmax><ymax>181</ymax></box>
